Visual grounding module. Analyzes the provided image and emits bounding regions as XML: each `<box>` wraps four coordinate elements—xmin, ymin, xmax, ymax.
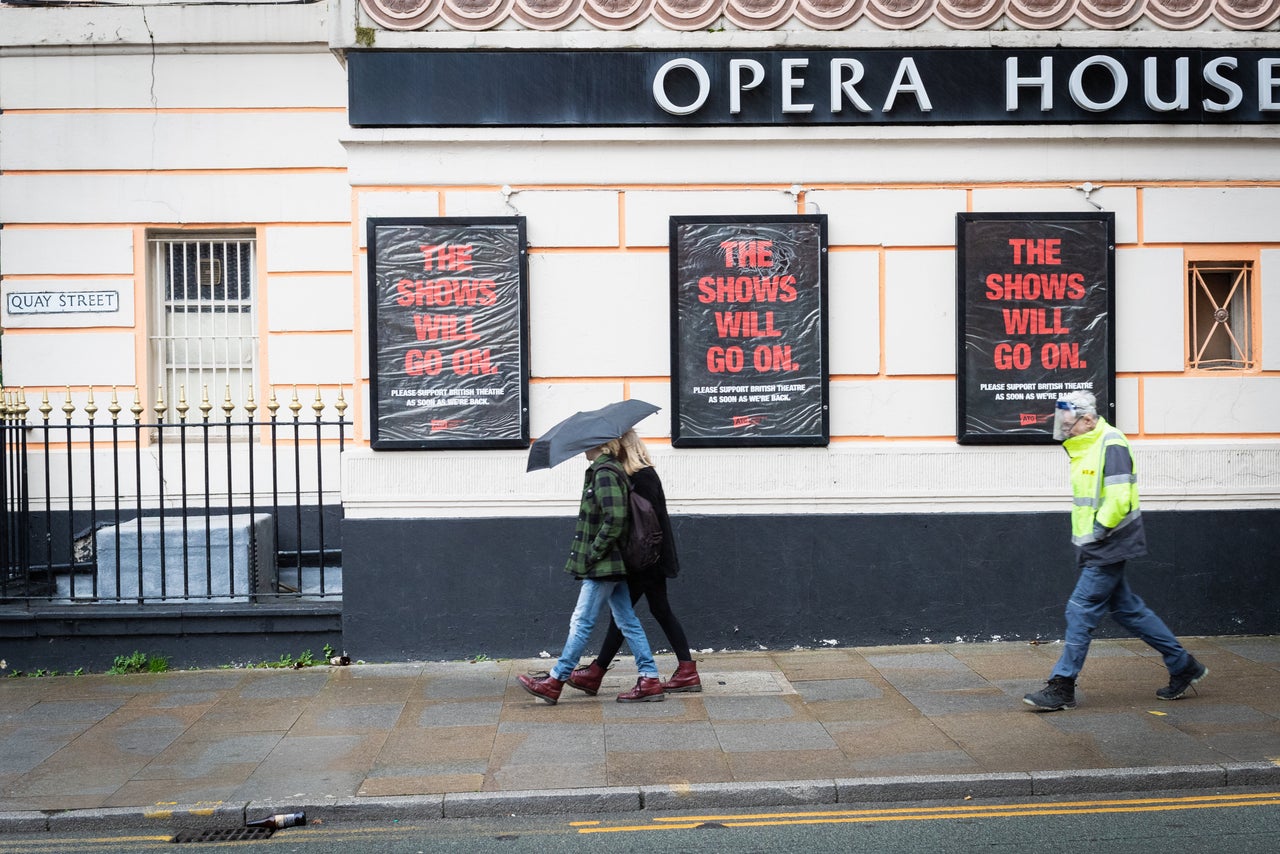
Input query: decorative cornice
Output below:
<box><xmin>359</xmin><ymin>0</ymin><xmax>1280</xmax><ymax>31</ymax></box>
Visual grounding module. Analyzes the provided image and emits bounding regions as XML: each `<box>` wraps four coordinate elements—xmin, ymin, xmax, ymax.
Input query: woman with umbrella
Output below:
<box><xmin>519</xmin><ymin>401</ymin><xmax>666</xmax><ymax>704</ymax></box>
<box><xmin>566</xmin><ymin>429</ymin><xmax>700</xmax><ymax>697</ymax></box>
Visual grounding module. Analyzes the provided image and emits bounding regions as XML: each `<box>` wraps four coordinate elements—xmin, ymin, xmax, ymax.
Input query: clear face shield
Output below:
<box><xmin>1052</xmin><ymin>399</ymin><xmax>1079</xmax><ymax>441</ymax></box>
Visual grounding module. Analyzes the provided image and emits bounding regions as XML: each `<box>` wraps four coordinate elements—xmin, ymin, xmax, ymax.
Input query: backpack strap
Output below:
<box><xmin>595</xmin><ymin>458</ymin><xmax>630</xmax><ymax>489</ymax></box>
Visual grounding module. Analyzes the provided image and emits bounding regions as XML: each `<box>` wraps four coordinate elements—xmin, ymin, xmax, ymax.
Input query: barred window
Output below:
<box><xmin>150</xmin><ymin>235</ymin><xmax>258</xmax><ymax>414</ymax></box>
<box><xmin>1187</xmin><ymin>260</ymin><xmax>1254</xmax><ymax>371</ymax></box>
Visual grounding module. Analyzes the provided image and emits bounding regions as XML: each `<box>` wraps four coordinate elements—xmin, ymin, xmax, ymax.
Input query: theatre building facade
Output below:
<box><xmin>1</xmin><ymin>0</ymin><xmax>1278</xmax><ymax>668</ymax></box>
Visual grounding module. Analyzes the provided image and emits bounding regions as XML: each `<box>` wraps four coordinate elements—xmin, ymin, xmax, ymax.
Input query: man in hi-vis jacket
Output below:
<box><xmin>1023</xmin><ymin>391</ymin><xmax>1208</xmax><ymax>711</ymax></box>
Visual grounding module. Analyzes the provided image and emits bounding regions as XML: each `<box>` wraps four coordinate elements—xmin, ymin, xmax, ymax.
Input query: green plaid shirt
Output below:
<box><xmin>565</xmin><ymin>453</ymin><xmax>630</xmax><ymax>580</ymax></box>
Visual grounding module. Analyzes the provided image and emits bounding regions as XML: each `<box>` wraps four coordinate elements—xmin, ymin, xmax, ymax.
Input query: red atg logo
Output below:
<box><xmin>430</xmin><ymin>419</ymin><xmax>465</xmax><ymax>432</ymax></box>
<box><xmin>732</xmin><ymin>415</ymin><xmax>765</xmax><ymax>428</ymax></box>
<box><xmin>1019</xmin><ymin>413</ymin><xmax>1041</xmax><ymax>426</ymax></box>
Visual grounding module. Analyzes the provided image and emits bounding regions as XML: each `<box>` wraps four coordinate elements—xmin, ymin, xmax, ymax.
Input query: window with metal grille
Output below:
<box><xmin>1187</xmin><ymin>260</ymin><xmax>1254</xmax><ymax>371</ymax></box>
<box><xmin>150</xmin><ymin>235</ymin><xmax>258</xmax><ymax>414</ymax></box>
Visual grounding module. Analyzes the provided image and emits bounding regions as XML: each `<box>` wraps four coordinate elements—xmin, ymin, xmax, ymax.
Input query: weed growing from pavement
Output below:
<box><xmin>1</xmin><ymin>662</ymin><xmax>86</xmax><ymax>678</ymax></box>
<box><xmin>107</xmin><ymin>651</ymin><xmax>171</xmax><ymax>675</ymax></box>
<box><xmin>219</xmin><ymin>644</ymin><xmax>339</xmax><ymax>670</ymax></box>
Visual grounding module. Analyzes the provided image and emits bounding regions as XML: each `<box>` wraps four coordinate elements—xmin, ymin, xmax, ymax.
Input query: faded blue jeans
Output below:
<box><xmin>1050</xmin><ymin>561</ymin><xmax>1191</xmax><ymax>681</ymax></box>
<box><xmin>551</xmin><ymin>578</ymin><xmax>657</xmax><ymax>682</ymax></box>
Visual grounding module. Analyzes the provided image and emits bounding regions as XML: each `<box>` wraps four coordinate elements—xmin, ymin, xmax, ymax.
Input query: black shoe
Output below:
<box><xmin>1157</xmin><ymin>657</ymin><xmax>1208</xmax><ymax>700</ymax></box>
<box><xmin>1023</xmin><ymin>676</ymin><xmax>1077</xmax><ymax>711</ymax></box>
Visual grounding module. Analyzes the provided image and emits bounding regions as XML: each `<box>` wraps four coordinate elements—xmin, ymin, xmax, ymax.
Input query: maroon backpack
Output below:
<box><xmin>598</xmin><ymin>461</ymin><xmax>663</xmax><ymax>572</ymax></box>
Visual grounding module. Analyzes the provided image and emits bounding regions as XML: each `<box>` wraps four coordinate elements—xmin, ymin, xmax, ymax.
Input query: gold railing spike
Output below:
<box><xmin>199</xmin><ymin>385</ymin><xmax>213</xmax><ymax>421</ymax></box>
<box><xmin>0</xmin><ymin>384</ymin><xmax>350</xmax><ymax>426</ymax></box>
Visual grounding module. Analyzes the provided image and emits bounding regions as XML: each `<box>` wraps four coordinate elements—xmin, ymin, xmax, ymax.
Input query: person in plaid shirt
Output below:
<box><xmin>518</xmin><ymin>438</ymin><xmax>664</xmax><ymax>704</ymax></box>
<box><xmin>568</xmin><ymin>429</ymin><xmax>701</xmax><ymax>697</ymax></box>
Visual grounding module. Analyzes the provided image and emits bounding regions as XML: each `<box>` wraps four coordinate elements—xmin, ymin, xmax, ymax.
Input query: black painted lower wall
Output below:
<box><xmin>4</xmin><ymin>508</ymin><xmax>1273</xmax><ymax>671</ymax></box>
<box><xmin>341</xmin><ymin>509</ymin><xmax>1280</xmax><ymax>662</ymax></box>
<box><xmin>0</xmin><ymin>604</ymin><xmax>342</xmax><ymax>673</ymax></box>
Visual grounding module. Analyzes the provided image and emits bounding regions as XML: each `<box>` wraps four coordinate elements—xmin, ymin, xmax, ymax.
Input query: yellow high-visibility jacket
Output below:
<box><xmin>1062</xmin><ymin>416</ymin><xmax>1148</xmax><ymax>566</ymax></box>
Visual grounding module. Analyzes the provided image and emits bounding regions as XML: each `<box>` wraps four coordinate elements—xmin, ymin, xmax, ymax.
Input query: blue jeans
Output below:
<box><xmin>551</xmin><ymin>578</ymin><xmax>657</xmax><ymax>682</ymax></box>
<box><xmin>1051</xmin><ymin>561</ymin><xmax>1191</xmax><ymax>681</ymax></box>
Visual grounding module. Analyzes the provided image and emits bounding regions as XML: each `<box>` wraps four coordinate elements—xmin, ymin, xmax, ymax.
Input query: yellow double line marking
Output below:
<box><xmin>575</xmin><ymin>791</ymin><xmax>1280</xmax><ymax>834</ymax></box>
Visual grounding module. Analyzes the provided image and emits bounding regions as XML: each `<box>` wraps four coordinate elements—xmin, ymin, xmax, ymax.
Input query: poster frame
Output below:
<box><xmin>366</xmin><ymin>216</ymin><xmax>530</xmax><ymax>451</ymax></box>
<box><xmin>669</xmin><ymin>214</ymin><xmax>830</xmax><ymax>449</ymax></box>
<box><xmin>955</xmin><ymin>211</ymin><xmax>1116</xmax><ymax>446</ymax></box>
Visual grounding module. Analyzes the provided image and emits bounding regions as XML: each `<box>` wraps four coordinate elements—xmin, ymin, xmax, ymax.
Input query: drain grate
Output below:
<box><xmin>170</xmin><ymin>826</ymin><xmax>276</xmax><ymax>843</ymax></box>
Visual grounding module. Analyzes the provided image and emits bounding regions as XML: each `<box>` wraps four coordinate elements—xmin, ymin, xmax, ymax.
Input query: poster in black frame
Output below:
<box><xmin>367</xmin><ymin>217</ymin><xmax>530</xmax><ymax>450</ymax></box>
<box><xmin>670</xmin><ymin>215</ymin><xmax>829</xmax><ymax>448</ymax></box>
<box><xmin>956</xmin><ymin>212</ymin><xmax>1116</xmax><ymax>445</ymax></box>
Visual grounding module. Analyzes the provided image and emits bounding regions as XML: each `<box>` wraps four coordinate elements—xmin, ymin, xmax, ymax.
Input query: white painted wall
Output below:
<box><xmin>0</xmin><ymin>16</ymin><xmax>353</xmax><ymax>428</ymax></box>
<box><xmin>526</xmin><ymin>251</ymin><xmax>670</xmax><ymax>377</ymax></box>
<box><xmin>3</xmin><ymin>3</ymin><xmax>1279</xmax><ymax>516</ymax></box>
<box><xmin>811</xmin><ymin>189</ymin><xmax>968</xmax><ymax>248</ymax></box>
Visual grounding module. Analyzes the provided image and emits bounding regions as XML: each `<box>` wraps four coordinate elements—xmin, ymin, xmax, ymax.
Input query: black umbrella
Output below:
<box><xmin>526</xmin><ymin>399</ymin><xmax>660</xmax><ymax>472</ymax></box>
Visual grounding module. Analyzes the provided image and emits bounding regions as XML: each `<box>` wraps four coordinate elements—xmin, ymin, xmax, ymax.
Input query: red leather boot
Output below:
<box><xmin>661</xmin><ymin>660</ymin><xmax>702</xmax><ymax>693</ymax></box>
<box><xmin>517</xmin><ymin>673</ymin><xmax>565</xmax><ymax>705</ymax></box>
<box><xmin>616</xmin><ymin>676</ymin><xmax>665</xmax><ymax>703</ymax></box>
<box><xmin>567</xmin><ymin>662</ymin><xmax>606</xmax><ymax>696</ymax></box>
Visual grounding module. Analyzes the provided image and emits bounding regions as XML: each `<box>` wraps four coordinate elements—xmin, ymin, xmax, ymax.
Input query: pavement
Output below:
<box><xmin>1</xmin><ymin>635</ymin><xmax>1279</xmax><ymax>834</ymax></box>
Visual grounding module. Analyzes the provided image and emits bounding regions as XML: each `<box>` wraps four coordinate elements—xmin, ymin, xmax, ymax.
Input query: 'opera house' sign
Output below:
<box><xmin>348</xmin><ymin>48</ymin><xmax>1280</xmax><ymax>127</ymax></box>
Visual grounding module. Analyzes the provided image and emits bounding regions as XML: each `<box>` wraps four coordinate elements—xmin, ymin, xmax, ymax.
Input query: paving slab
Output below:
<box><xmin>0</xmin><ymin>636</ymin><xmax>1276</xmax><ymax>831</ymax></box>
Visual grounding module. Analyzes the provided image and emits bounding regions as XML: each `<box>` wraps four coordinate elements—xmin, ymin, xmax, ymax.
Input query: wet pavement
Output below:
<box><xmin>0</xmin><ymin>635</ymin><xmax>1277</xmax><ymax>830</ymax></box>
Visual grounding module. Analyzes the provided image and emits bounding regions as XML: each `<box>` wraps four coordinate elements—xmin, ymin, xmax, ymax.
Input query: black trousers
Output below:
<box><xmin>595</xmin><ymin>572</ymin><xmax>692</xmax><ymax>668</ymax></box>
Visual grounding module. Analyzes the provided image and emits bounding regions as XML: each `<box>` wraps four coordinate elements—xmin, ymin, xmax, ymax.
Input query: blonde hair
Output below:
<box><xmin>616</xmin><ymin>429</ymin><xmax>653</xmax><ymax>476</ymax></box>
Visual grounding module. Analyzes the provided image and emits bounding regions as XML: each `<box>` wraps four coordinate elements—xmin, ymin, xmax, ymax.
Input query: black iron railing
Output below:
<box><xmin>1</xmin><ymin>385</ymin><xmax>347</xmax><ymax>604</ymax></box>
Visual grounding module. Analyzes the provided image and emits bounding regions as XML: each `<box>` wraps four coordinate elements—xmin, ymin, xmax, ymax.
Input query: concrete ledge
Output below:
<box><xmin>1030</xmin><ymin>765</ymin><xmax>1227</xmax><ymax>795</ymax></box>
<box><xmin>443</xmin><ymin>787</ymin><xmax>640</xmax><ymax>818</ymax></box>
<box><xmin>837</xmin><ymin>773</ymin><xmax>1033</xmax><ymax>803</ymax></box>
<box><xmin>144</xmin><ymin>801</ymin><xmax>247</xmax><ymax>829</ymax></box>
<box><xmin>307</xmin><ymin>795</ymin><xmax>446</xmax><ymax>822</ymax></box>
<box><xmin>47</xmin><ymin>806</ymin><xmax>167</xmax><ymax>832</ymax></box>
<box><xmin>0</xmin><ymin>811</ymin><xmax>49</xmax><ymax>832</ymax></box>
<box><xmin>641</xmin><ymin>780</ymin><xmax>838</xmax><ymax>811</ymax></box>
<box><xmin>1223</xmin><ymin>761</ymin><xmax>1280</xmax><ymax>787</ymax></box>
<box><xmin>243</xmin><ymin>797</ymin><xmax>337</xmax><ymax>827</ymax></box>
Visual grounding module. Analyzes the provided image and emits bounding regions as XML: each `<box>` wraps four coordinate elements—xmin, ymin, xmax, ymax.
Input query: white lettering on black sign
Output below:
<box><xmin>347</xmin><ymin>49</ymin><xmax>1280</xmax><ymax>127</ymax></box>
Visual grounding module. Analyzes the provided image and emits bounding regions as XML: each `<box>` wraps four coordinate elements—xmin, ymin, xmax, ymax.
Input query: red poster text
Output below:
<box><xmin>419</xmin><ymin>244</ymin><xmax>473</xmax><ymax>271</ymax></box>
<box><xmin>1008</xmin><ymin>238</ymin><xmax>1061</xmax><ymax>265</ymax></box>
<box><xmin>395</xmin><ymin>278</ymin><xmax>497</xmax><ymax>307</ymax></box>
<box><xmin>405</xmin><ymin>348</ymin><xmax>498</xmax><ymax>376</ymax></box>
<box><xmin>719</xmin><ymin>240</ymin><xmax>773</xmax><ymax>267</ymax></box>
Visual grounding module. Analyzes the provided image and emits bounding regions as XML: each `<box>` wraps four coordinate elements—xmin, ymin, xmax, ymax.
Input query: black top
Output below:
<box><xmin>630</xmin><ymin>466</ymin><xmax>680</xmax><ymax>578</ymax></box>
